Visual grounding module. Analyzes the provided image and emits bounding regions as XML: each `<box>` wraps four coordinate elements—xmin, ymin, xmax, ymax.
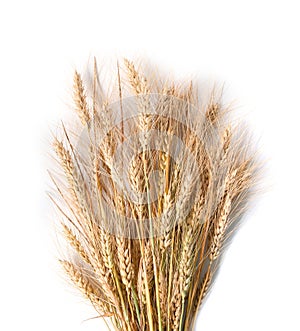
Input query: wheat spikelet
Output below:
<box><xmin>170</xmin><ymin>271</ymin><xmax>182</xmax><ymax>331</ymax></box>
<box><xmin>158</xmin><ymin>268</ymin><xmax>167</xmax><ymax>328</ymax></box>
<box><xmin>210</xmin><ymin>193</ymin><xmax>232</xmax><ymax>261</ymax></box>
<box><xmin>60</xmin><ymin>260</ymin><xmax>92</xmax><ymax>297</ymax></box>
<box><xmin>73</xmin><ymin>70</ymin><xmax>90</xmax><ymax>125</ymax></box>
<box><xmin>53</xmin><ymin>139</ymin><xmax>76</xmax><ymax>194</ymax></box>
<box><xmin>124</xmin><ymin>59</ymin><xmax>150</xmax><ymax>96</ymax></box>
<box><xmin>116</xmin><ymin>236</ymin><xmax>134</xmax><ymax>291</ymax></box>
<box><xmin>60</xmin><ymin>260</ymin><xmax>112</xmax><ymax>315</ymax></box>
<box><xmin>179</xmin><ymin>225</ymin><xmax>197</xmax><ymax>296</ymax></box>
<box><xmin>222</xmin><ymin>126</ymin><xmax>232</xmax><ymax>155</ymax></box>
<box><xmin>62</xmin><ymin>223</ymin><xmax>91</xmax><ymax>265</ymax></box>
<box><xmin>49</xmin><ymin>58</ymin><xmax>259</xmax><ymax>331</ymax></box>
<box><xmin>137</xmin><ymin>241</ymin><xmax>154</xmax><ymax>306</ymax></box>
<box><xmin>99</xmin><ymin>228</ymin><xmax>114</xmax><ymax>271</ymax></box>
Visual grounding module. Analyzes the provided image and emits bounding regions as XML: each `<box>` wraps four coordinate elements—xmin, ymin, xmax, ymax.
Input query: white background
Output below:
<box><xmin>1</xmin><ymin>0</ymin><xmax>299</xmax><ymax>330</ymax></box>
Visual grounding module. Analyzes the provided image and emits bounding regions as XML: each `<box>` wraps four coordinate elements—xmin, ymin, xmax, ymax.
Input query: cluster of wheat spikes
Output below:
<box><xmin>50</xmin><ymin>58</ymin><xmax>258</xmax><ymax>331</ymax></box>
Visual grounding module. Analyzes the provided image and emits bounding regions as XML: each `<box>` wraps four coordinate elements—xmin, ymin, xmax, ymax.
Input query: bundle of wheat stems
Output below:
<box><xmin>50</xmin><ymin>58</ymin><xmax>258</xmax><ymax>331</ymax></box>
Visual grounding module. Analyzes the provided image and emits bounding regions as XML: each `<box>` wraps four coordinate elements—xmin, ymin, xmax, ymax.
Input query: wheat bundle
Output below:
<box><xmin>49</xmin><ymin>58</ymin><xmax>258</xmax><ymax>331</ymax></box>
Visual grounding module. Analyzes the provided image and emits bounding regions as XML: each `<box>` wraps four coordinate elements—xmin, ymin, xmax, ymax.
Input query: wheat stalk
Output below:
<box><xmin>49</xmin><ymin>58</ymin><xmax>259</xmax><ymax>330</ymax></box>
